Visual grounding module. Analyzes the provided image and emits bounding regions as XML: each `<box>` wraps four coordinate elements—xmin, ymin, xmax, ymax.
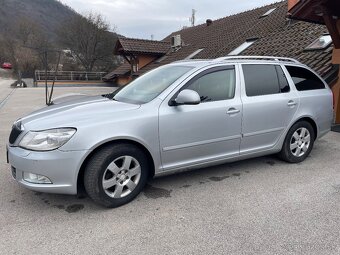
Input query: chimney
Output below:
<box><xmin>206</xmin><ymin>19</ymin><xmax>213</xmax><ymax>26</ymax></box>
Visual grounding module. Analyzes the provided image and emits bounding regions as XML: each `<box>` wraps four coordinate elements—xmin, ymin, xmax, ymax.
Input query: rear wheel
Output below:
<box><xmin>279</xmin><ymin>121</ymin><xmax>315</xmax><ymax>163</ymax></box>
<box><xmin>84</xmin><ymin>143</ymin><xmax>150</xmax><ymax>208</ymax></box>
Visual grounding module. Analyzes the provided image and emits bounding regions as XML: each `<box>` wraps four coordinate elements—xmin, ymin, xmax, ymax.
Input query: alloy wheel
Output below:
<box><xmin>102</xmin><ymin>156</ymin><xmax>141</xmax><ymax>198</ymax></box>
<box><xmin>290</xmin><ymin>127</ymin><xmax>311</xmax><ymax>157</ymax></box>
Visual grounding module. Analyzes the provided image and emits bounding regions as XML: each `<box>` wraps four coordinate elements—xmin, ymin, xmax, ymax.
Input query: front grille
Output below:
<box><xmin>9</xmin><ymin>123</ymin><xmax>23</xmax><ymax>144</ymax></box>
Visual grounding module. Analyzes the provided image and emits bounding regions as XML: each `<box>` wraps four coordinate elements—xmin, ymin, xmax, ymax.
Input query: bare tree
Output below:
<box><xmin>57</xmin><ymin>13</ymin><xmax>117</xmax><ymax>72</ymax></box>
<box><xmin>13</xmin><ymin>19</ymin><xmax>53</xmax><ymax>73</ymax></box>
<box><xmin>0</xmin><ymin>18</ymin><xmax>55</xmax><ymax>78</ymax></box>
<box><xmin>16</xmin><ymin>18</ymin><xmax>36</xmax><ymax>46</ymax></box>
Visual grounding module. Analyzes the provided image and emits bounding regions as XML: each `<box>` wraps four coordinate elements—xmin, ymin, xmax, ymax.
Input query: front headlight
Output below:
<box><xmin>19</xmin><ymin>128</ymin><xmax>76</xmax><ymax>151</ymax></box>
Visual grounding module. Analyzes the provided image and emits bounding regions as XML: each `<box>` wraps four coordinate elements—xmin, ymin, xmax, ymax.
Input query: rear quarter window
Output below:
<box><xmin>285</xmin><ymin>66</ymin><xmax>325</xmax><ymax>91</ymax></box>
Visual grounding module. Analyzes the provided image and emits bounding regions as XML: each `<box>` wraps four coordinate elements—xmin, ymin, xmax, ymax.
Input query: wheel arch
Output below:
<box><xmin>291</xmin><ymin>116</ymin><xmax>318</xmax><ymax>139</ymax></box>
<box><xmin>77</xmin><ymin>139</ymin><xmax>156</xmax><ymax>195</ymax></box>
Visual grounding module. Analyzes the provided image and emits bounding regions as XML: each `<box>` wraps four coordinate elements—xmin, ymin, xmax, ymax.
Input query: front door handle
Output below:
<box><xmin>227</xmin><ymin>108</ymin><xmax>240</xmax><ymax>115</ymax></box>
<box><xmin>287</xmin><ymin>100</ymin><xmax>297</xmax><ymax>107</ymax></box>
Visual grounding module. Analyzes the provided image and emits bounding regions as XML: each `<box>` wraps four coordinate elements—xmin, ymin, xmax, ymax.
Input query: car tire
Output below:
<box><xmin>84</xmin><ymin>143</ymin><xmax>150</xmax><ymax>208</ymax></box>
<box><xmin>279</xmin><ymin>121</ymin><xmax>315</xmax><ymax>163</ymax></box>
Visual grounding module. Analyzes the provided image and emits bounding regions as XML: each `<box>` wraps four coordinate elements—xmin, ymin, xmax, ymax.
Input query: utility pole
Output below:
<box><xmin>189</xmin><ymin>9</ymin><xmax>196</xmax><ymax>27</ymax></box>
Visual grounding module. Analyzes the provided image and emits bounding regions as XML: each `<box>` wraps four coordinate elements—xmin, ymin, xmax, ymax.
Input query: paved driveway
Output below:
<box><xmin>1</xmin><ymin>81</ymin><xmax>340</xmax><ymax>255</ymax></box>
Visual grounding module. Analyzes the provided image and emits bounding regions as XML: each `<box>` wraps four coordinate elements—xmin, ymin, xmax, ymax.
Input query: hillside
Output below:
<box><xmin>0</xmin><ymin>0</ymin><xmax>120</xmax><ymax>74</ymax></box>
<box><xmin>0</xmin><ymin>0</ymin><xmax>79</xmax><ymax>41</ymax></box>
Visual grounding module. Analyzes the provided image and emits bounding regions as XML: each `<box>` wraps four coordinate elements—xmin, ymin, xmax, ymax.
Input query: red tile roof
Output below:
<box><xmin>116</xmin><ymin>37</ymin><xmax>170</xmax><ymax>55</ymax></box>
<box><xmin>103</xmin><ymin>62</ymin><xmax>130</xmax><ymax>81</ymax></box>
<box><xmin>107</xmin><ymin>1</ymin><xmax>336</xmax><ymax>82</ymax></box>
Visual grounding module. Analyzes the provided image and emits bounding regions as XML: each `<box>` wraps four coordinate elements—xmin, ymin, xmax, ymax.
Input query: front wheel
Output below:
<box><xmin>84</xmin><ymin>144</ymin><xmax>150</xmax><ymax>208</ymax></box>
<box><xmin>279</xmin><ymin>121</ymin><xmax>315</xmax><ymax>163</ymax></box>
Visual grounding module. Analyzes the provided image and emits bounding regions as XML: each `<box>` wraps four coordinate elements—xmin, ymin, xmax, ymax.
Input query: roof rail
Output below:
<box><xmin>173</xmin><ymin>59</ymin><xmax>207</xmax><ymax>63</ymax></box>
<box><xmin>214</xmin><ymin>56</ymin><xmax>301</xmax><ymax>64</ymax></box>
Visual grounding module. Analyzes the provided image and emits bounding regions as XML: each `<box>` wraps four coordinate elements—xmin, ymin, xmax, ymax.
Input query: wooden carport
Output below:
<box><xmin>288</xmin><ymin>0</ymin><xmax>340</xmax><ymax>123</ymax></box>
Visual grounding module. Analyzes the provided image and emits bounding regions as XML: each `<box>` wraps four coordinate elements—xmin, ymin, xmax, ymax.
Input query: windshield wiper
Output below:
<box><xmin>101</xmin><ymin>93</ymin><xmax>119</xmax><ymax>101</ymax></box>
<box><xmin>102</xmin><ymin>93</ymin><xmax>113</xmax><ymax>99</ymax></box>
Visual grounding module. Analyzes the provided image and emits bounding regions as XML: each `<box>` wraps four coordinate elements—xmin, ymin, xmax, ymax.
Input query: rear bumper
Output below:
<box><xmin>7</xmin><ymin>145</ymin><xmax>88</xmax><ymax>195</ymax></box>
<box><xmin>318</xmin><ymin>127</ymin><xmax>331</xmax><ymax>139</ymax></box>
<box><xmin>317</xmin><ymin>111</ymin><xmax>333</xmax><ymax>140</ymax></box>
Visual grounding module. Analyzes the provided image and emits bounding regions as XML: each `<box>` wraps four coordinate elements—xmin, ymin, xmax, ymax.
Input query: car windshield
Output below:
<box><xmin>111</xmin><ymin>65</ymin><xmax>193</xmax><ymax>104</ymax></box>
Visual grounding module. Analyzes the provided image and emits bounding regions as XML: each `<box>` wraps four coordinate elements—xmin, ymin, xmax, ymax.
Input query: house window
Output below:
<box><xmin>185</xmin><ymin>48</ymin><xmax>204</xmax><ymax>59</ymax></box>
<box><xmin>305</xmin><ymin>35</ymin><xmax>332</xmax><ymax>50</ymax></box>
<box><xmin>228</xmin><ymin>39</ymin><xmax>257</xmax><ymax>55</ymax></box>
<box><xmin>260</xmin><ymin>8</ymin><xmax>276</xmax><ymax>18</ymax></box>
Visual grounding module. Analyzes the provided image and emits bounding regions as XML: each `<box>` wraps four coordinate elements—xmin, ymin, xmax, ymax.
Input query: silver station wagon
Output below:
<box><xmin>7</xmin><ymin>56</ymin><xmax>333</xmax><ymax>207</ymax></box>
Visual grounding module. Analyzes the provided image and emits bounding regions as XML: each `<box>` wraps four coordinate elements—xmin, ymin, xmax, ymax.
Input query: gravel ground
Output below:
<box><xmin>1</xmin><ymin>81</ymin><xmax>340</xmax><ymax>255</ymax></box>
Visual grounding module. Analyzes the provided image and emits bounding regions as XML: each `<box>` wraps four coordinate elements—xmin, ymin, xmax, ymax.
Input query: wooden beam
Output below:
<box><xmin>323</xmin><ymin>14</ymin><xmax>340</xmax><ymax>48</ymax></box>
<box><xmin>114</xmin><ymin>40</ymin><xmax>123</xmax><ymax>55</ymax></box>
<box><xmin>288</xmin><ymin>0</ymin><xmax>301</xmax><ymax>11</ymax></box>
<box><xmin>333</xmin><ymin>49</ymin><xmax>340</xmax><ymax>64</ymax></box>
<box><xmin>122</xmin><ymin>54</ymin><xmax>131</xmax><ymax>64</ymax></box>
<box><xmin>129</xmin><ymin>55</ymin><xmax>138</xmax><ymax>75</ymax></box>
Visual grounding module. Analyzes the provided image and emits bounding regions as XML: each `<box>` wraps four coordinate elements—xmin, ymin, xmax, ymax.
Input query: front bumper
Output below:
<box><xmin>7</xmin><ymin>145</ymin><xmax>89</xmax><ymax>195</ymax></box>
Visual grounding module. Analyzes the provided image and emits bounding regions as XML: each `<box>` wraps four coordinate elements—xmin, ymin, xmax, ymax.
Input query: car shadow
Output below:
<box><xmin>15</xmin><ymin>154</ymin><xmax>282</xmax><ymax>212</ymax></box>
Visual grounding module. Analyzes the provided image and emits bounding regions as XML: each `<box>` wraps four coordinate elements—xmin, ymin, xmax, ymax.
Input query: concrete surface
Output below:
<box><xmin>22</xmin><ymin>78</ymin><xmax>34</xmax><ymax>87</ymax></box>
<box><xmin>1</xmin><ymin>79</ymin><xmax>340</xmax><ymax>255</ymax></box>
<box><xmin>332</xmin><ymin>125</ymin><xmax>340</xmax><ymax>133</ymax></box>
<box><xmin>0</xmin><ymin>68</ymin><xmax>14</xmax><ymax>79</ymax></box>
<box><xmin>0</xmin><ymin>69</ymin><xmax>15</xmax><ymax>103</ymax></box>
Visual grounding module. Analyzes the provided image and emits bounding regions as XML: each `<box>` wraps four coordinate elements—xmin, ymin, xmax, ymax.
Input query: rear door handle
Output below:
<box><xmin>227</xmin><ymin>108</ymin><xmax>240</xmax><ymax>115</ymax></box>
<box><xmin>287</xmin><ymin>100</ymin><xmax>297</xmax><ymax>107</ymax></box>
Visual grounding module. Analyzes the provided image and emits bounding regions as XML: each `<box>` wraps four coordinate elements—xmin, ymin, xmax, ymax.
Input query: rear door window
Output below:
<box><xmin>285</xmin><ymin>66</ymin><xmax>325</xmax><ymax>91</ymax></box>
<box><xmin>243</xmin><ymin>64</ymin><xmax>289</xmax><ymax>97</ymax></box>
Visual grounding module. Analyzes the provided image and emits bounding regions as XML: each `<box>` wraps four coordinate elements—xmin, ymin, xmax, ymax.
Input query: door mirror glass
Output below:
<box><xmin>174</xmin><ymin>89</ymin><xmax>201</xmax><ymax>105</ymax></box>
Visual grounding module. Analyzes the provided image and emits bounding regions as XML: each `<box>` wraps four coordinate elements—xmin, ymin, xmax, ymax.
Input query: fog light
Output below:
<box><xmin>23</xmin><ymin>172</ymin><xmax>52</xmax><ymax>184</ymax></box>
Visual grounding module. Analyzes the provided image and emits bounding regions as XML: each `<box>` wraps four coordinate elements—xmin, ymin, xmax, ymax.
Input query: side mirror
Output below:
<box><xmin>173</xmin><ymin>89</ymin><xmax>201</xmax><ymax>106</ymax></box>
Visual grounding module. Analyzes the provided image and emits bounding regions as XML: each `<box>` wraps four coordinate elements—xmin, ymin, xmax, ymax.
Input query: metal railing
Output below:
<box><xmin>35</xmin><ymin>71</ymin><xmax>107</xmax><ymax>82</ymax></box>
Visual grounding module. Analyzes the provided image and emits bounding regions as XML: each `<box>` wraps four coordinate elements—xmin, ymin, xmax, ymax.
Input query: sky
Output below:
<box><xmin>60</xmin><ymin>0</ymin><xmax>279</xmax><ymax>40</ymax></box>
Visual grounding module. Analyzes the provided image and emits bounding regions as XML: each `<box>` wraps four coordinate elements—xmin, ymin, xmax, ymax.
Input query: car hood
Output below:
<box><xmin>20</xmin><ymin>95</ymin><xmax>141</xmax><ymax>130</ymax></box>
<box><xmin>51</xmin><ymin>93</ymin><xmax>90</xmax><ymax>104</ymax></box>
